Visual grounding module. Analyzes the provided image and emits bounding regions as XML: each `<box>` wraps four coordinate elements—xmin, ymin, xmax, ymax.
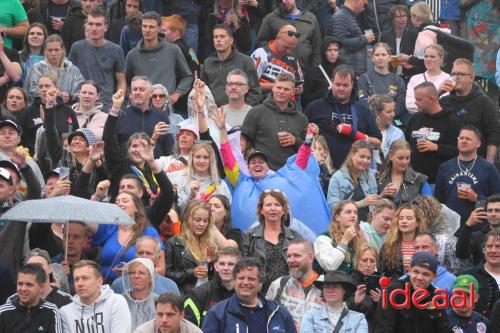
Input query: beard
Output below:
<box><xmin>289</xmin><ymin>265</ymin><xmax>308</xmax><ymax>280</ymax></box>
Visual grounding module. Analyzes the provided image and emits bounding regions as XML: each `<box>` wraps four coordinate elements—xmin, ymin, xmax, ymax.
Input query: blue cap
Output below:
<box><xmin>411</xmin><ymin>252</ymin><xmax>438</xmax><ymax>273</ymax></box>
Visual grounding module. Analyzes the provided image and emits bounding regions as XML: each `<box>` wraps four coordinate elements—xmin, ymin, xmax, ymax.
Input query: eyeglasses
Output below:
<box><xmin>226</xmin><ymin>81</ymin><xmax>247</xmax><ymax>87</ymax></box>
<box><xmin>263</xmin><ymin>189</ymin><xmax>284</xmax><ymax>194</ymax></box>
<box><xmin>450</xmin><ymin>72</ymin><xmax>473</xmax><ymax>78</ymax></box>
<box><xmin>286</xmin><ymin>31</ymin><xmax>300</xmax><ymax>38</ymax></box>
<box><xmin>152</xmin><ymin>94</ymin><xmax>166</xmax><ymax>99</ymax></box>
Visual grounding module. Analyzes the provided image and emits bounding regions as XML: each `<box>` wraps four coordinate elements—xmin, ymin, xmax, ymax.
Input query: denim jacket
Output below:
<box><xmin>300</xmin><ymin>305</ymin><xmax>368</xmax><ymax>333</ymax></box>
<box><xmin>327</xmin><ymin>168</ymin><xmax>377</xmax><ymax>211</ymax></box>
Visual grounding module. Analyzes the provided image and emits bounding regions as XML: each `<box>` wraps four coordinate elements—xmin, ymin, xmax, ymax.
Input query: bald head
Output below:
<box><xmin>276</xmin><ymin>25</ymin><xmax>298</xmax><ymax>54</ymax></box>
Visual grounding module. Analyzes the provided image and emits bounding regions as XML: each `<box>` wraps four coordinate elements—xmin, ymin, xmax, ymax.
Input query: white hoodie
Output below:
<box><xmin>60</xmin><ymin>285</ymin><xmax>131</xmax><ymax>333</ymax></box>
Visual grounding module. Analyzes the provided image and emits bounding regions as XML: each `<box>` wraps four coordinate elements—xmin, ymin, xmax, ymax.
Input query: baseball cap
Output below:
<box><xmin>0</xmin><ymin>167</ymin><xmax>13</xmax><ymax>185</ymax></box>
<box><xmin>0</xmin><ymin>160</ymin><xmax>21</xmax><ymax>180</ymax></box>
<box><xmin>68</xmin><ymin>128</ymin><xmax>97</xmax><ymax>147</ymax></box>
<box><xmin>453</xmin><ymin>275</ymin><xmax>479</xmax><ymax>294</ymax></box>
<box><xmin>0</xmin><ymin>119</ymin><xmax>22</xmax><ymax>134</ymax></box>
<box><xmin>246</xmin><ymin>150</ymin><xmax>269</xmax><ymax>164</ymax></box>
<box><xmin>176</xmin><ymin>123</ymin><xmax>199</xmax><ymax>140</ymax></box>
<box><xmin>45</xmin><ymin>167</ymin><xmax>62</xmax><ymax>180</ymax></box>
<box><xmin>411</xmin><ymin>252</ymin><xmax>438</xmax><ymax>273</ymax></box>
<box><xmin>26</xmin><ymin>248</ymin><xmax>51</xmax><ymax>264</ymax></box>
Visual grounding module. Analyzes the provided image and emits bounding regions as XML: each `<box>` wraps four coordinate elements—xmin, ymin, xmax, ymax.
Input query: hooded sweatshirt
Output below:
<box><xmin>405</xmin><ymin>108</ymin><xmax>462</xmax><ymax>183</ymax></box>
<box><xmin>60</xmin><ymin>285</ymin><xmax>131</xmax><ymax>333</ymax></box>
<box><xmin>72</xmin><ymin>102</ymin><xmax>108</xmax><ymax>140</ymax></box>
<box><xmin>121</xmin><ymin>258</ymin><xmax>158</xmax><ymax>331</ymax></box>
<box><xmin>242</xmin><ymin>94</ymin><xmax>308</xmax><ymax>170</ymax></box>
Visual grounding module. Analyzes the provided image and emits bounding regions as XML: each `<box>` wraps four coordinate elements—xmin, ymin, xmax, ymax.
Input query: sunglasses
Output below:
<box><xmin>286</xmin><ymin>31</ymin><xmax>300</xmax><ymax>38</ymax></box>
<box><xmin>152</xmin><ymin>94</ymin><xmax>166</xmax><ymax>99</ymax></box>
<box><xmin>263</xmin><ymin>189</ymin><xmax>284</xmax><ymax>194</ymax></box>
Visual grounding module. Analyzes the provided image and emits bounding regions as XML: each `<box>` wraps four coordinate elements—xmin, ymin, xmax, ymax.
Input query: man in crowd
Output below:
<box><xmin>52</xmin><ymin>221</ymin><xmax>88</xmax><ymax>295</ymax></box>
<box><xmin>373</xmin><ymin>252</ymin><xmax>451</xmax><ymax>333</ymax></box>
<box><xmin>463</xmin><ymin>231</ymin><xmax>500</xmax><ymax>318</ymax></box>
<box><xmin>266</xmin><ymin>240</ymin><xmax>323</xmax><ymax>330</ymax></box>
<box><xmin>126</xmin><ymin>12</ymin><xmax>193</xmax><ymax>110</ymax></box>
<box><xmin>107</xmin><ymin>0</ymin><xmax>142</xmax><ymax>43</ymax></box>
<box><xmin>305</xmin><ymin>65</ymin><xmax>382</xmax><ymax>169</ymax></box>
<box><xmin>446</xmin><ymin>275</ymin><xmax>489</xmax><ymax>333</ymax></box>
<box><xmin>27</xmin><ymin>0</ymin><xmax>80</xmax><ymax>35</ymax></box>
<box><xmin>113</xmin><ymin>76</ymin><xmax>174</xmax><ymax>158</ymax></box>
<box><xmin>112</xmin><ymin>236</ymin><xmax>179</xmax><ymax>295</ymax></box>
<box><xmin>327</xmin><ymin>0</ymin><xmax>375</xmax><ymax>74</ymax></box>
<box><xmin>184</xmin><ymin>247</ymin><xmax>240</xmax><ymax>327</ymax></box>
<box><xmin>68</xmin><ymin>7</ymin><xmax>126</xmax><ymax>111</ymax></box>
<box><xmin>202</xmin><ymin>257</ymin><xmax>296</xmax><ymax>332</ymax></box>
<box><xmin>61</xmin><ymin>0</ymin><xmax>103</xmax><ymax>51</ymax></box>
<box><xmin>134</xmin><ymin>292</ymin><xmax>202</xmax><ymax>333</ymax></box>
<box><xmin>439</xmin><ymin>58</ymin><xmax>500</xmax><ymax>163</ymax></box>
<box><xmin>252</xmin><ymin>24</ymin><xmax>303</xmax><ymax>96</ymax></box>
<box><xmin>435</xmin><ymin>125</ymin><xmax>500</xmax><ymax>226</ymax></box>
<box><xmin>0</xmin><ymin>264</ymin><xmax>62</xmax><ymax>332</ymax></box>
<box><xmin>257</xmin><ymin>0</ymin><xmax>321</xmax><ymax>72</ymax></box>
<box><xmin>23</xmin><ymin>248</ymin><xmax>72</xmax><ymax>308</ymax></box>
<box><xmin>60</xmin><ymin>260</ymin><xmax>131</xmax><ymax>332</ymax></box>
<box><xmin>405</xmin><ymin>82</ymin><xmax>462</xmax><ymax>184</ymax></box>
<box><xmin>456</xmin><ymin>194</ymin><xmax>500</xmax><ymax>265</ymax></box>
<box><xmin>201</xmin><ymin>25</ymin><xmax>261</xmax><ymax>107</ymax></box>
<box><xmin>0</xmin><ymin>1</ymin><xmax>29</xmax><ymax>49</ymax></box>
<box><xmin>222</xmin><ymin>69</ymin><xmax>252</xmax><ymax>127</ymax></box>
<box><xmin>413</xmin><ymin>232</ymin><xmax>456</xmax><ymax>293</ymax></box>
<box><xmin>242</xmin><ymin>72</ymin><xmax>308</xmax><ymax>170</ymax></box>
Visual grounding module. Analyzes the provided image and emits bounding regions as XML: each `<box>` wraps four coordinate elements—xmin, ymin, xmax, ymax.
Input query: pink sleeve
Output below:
<box><xmin>295</xmin><ymin>144</ymin><xmax>312</xmax><ymax>170</ymax></box>
<box><xmin>220</xmin><ymin>142</ymin><xmax>236</xmax><ymax>169</ymax></box>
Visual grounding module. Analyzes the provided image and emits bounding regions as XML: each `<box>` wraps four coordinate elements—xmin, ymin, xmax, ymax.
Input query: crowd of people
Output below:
<box><xmin>0</xmin><ymin>0</ymin><xmax>499</xmax><ymax>332</ymax></box>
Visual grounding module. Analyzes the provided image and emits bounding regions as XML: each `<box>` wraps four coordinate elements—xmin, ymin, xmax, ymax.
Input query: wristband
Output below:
<box><xmin>109</xmin><ymin>107</ymin><xmax>120</xmax><ymax>117</ymax></box>
<box><xmin>305</xmin><ymin>136</ymin><xmax>313</xmax><ymax>145</ymax></box>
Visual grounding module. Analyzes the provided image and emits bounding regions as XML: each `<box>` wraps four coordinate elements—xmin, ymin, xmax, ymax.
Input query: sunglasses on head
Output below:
<box><xmin>263</xmin><ymin>189</ymin><xmax>284</xmax><ymax>194</ymax></box>
<box><xmin>286</xmin><ymin>31</ymin><xmax>300</xmax><ymax>38</ymax></box>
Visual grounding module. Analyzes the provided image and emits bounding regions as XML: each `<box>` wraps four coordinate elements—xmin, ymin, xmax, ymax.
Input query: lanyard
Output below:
<box><xmin>130</xmin><ymin>165</ymin><xmax>160</xmax><ymax>202</ymax></box>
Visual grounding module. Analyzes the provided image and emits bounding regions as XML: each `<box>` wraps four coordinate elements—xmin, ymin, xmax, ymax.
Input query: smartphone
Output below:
<box><xmin>365</xmin><ymin>274</ymin><xmax>381</xmax><ymax>292</ymax></box>
<box><xmin>58</xmin><ymin>167</ymin><xmax>70</xmax><ymax>179</ymax></box>
<box><xmin>475</xmin><ymin>199</ymin><xmax>487</xmax><ymax>210</ymax></box>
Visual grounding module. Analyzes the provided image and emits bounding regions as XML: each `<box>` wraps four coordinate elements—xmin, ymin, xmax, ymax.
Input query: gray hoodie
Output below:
<box><xmin>121</xmin><ymin>258</ymin><xmax>158</xmax><ymax>331</ymax></box>
<box><xmin>60</xmin><ymin>285</ymin><xmax>131</xmax><ymax>333</ymax></box>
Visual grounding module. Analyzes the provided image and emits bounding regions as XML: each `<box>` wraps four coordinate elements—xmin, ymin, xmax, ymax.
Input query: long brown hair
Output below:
<box><xmin>20</xmin><ymin>23</ymin><xmax>48</xmax><ymax>62</ymax></box>
<box><xmin>117</xmin><ymin>191</ymin><xmax>149</xmax><ymax>251</ymax></box>
<box><xmin>180</xmin><ymin>201</ymin><xmax>217</xmax><ymax>261</ymax></box>
<box><xmin>342</xmin><ymin>141</ymin><xmax>372</xmax><ymax>185</ymax></box>
<box><xmin>379</xmin><ymin>139</ymin><xmax>412</xmax><ymax>180</ymax></box>
<box><xmin>381</xmin><ymin>203</ymin><xmax>426</xmax><ymax>270</ymax></box>
<box><xmin>329</xmin><ymin>200</ymin><xmax>365</xmax><ymax>262</ymax></box>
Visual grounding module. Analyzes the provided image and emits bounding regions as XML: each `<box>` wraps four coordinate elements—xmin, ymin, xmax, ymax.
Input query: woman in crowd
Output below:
<box><xmin>327</xmin><ymin>141</ymin><xmax>378</xmax><ymax>222</ymax></box>
<box><xmin>311</xmin><ymin>134</ymin><xmax>335</xmax><ymax>196</ymax></box>
<box><xmin>314</xmin><ymin>200</ymin><xmax>365</xmax><ymax>274</ymax></box>
<box><xmin>241</xmin><ymin>190</ymin><xmax>302</xmax><ymax>292</ymax></box>
<box><xmin>150</xmin><ymin>83</ymin><xmax>184</xmax><ymax>131</ymax></box>
<box><xmin>377</xmin><ymin>140</ymin><xmax>432</xmax><ymax>206</ymax></box>
<box><xmin>71</xmin><ymin>80</ymin><xmax>108</xmax><ymax>140</ymax></box>
<box><xmin>176</xmin><ymin>142</ymin><xmax>232</xmax><ymax>211</ymax></box>
<box><xmin>369</xmin><ymin>95</ymin><xmax>405</xmax><ymax>171</ymax></box>
<box><xmin>399</xmin><ymin>2</ymin><xmax>436</xmax><ymax>74</ymax></box>
<box><xmin>348</xmin><ymin>243</ymin><xmax>382</xmax><ymax>330</ymax></box>
<box><xmin>165</xmin><ymin>200</ymin><xmax>218</xmax><ymax>293</ymax></box>
<box><xmin>20</xmin><ymin>74</ymin><xmax>79</xmax><ymax>156</ymax></box>
<box><xmin>405</xmin><ymin>43</ymin><xmax>450</xmax><ymax>114</ymax></box>
<box><xmin>208</xmin><ymin>194</ymin><xmax>242</xmax><ymax>247</ymax></box>
<box><xmin>358</xmin><ymin>43</ymin><xmax>407</xmax><ymax>123</ymax></box>
<box><xmin>378</xmin><ymin>203</ymin><xmax>426</xmax><ymax>278</ymax></box>
<box><xmin>1</xmin><ymin>87</ymin><xmax>27</xmax><ymax>121</ymax></box>
<box><xmin>89</xmin><ymin>191</ymin><xmax>163</xmax><ymax>282</ymax></box>
<box><xmin>380</xmin><ymin>5</ymin><xmax>418</xmax><ymax>82</ymax></box>
<box><xmin>19</xmin><ymin>23</ymin><xmax>47</xmax><ymax>85</ymax></box>
<box><xmin>360</xmin><ymin>198</ymin><xmax>396</xmax><ymax>251</ymax></box>
<box><xmin>24</xmin><ymin>34</ymin><xmax>84</xmax><ymax>104</ymax></box>
<box><xmin>303</xmin><ymin>38</ymin><xmax>343</xmax><ymax>106</ymax></box>
<box><xmin>122</xmin><ymin>258</ymin><xmax>157</xmax><ymax>331</ymax></box>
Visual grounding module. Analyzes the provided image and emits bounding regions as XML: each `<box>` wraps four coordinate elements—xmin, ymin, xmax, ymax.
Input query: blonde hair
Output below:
<box><xmin>312</xmin><ymin>135</ymin><xmax>334</xmax><ymax>174</ymax></box>
<box><xmin>410</xmin><ymin>2</ymin><xmax>433</xmax><ymax>22</ymax></box>
<box><xmin>180</xmin><ymin>201</ymin><xmax>217</xmax><ymax>261</ymax></box>
<box><xmin>381</xmin><ymin>203</ymin><xmax>427</xmax><ymax>271</ymax></box>
<box><xmin>187</xmin><ymin>143</ymin><xmax>220</xmax><ymax>184</ymax></box>
<box><xmin>424</xmin><ymin>43</ymin><xmax>445</xmax><ymax>59</ymax></box>
<box><xmin>342</xmin><ymin>141</ymin><xmax>372</xmax><ymax>185</ymax></box>
<box><xmin>354</xmin><ymin>243</ymin><xmax>379</xmax><ymax>267</ymax></box>
<box><xmin>379</xmin><ymin>139</ymin><xmax>412</xmax><ymax>180</ymax></box>
<box><xmin>329</xmin><ymin>201</ymin><xmax>365</xmax><ymax>262</ymax></box>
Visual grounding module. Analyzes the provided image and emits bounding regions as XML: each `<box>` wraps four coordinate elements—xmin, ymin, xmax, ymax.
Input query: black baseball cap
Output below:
<box><xmin>246</xmin><ymin>151</ymin><xmax>269</xmax><ymax>164</ymax></box>
<box><xmin>0</xmin><ymin>160</ymin><xmax>21</xmax><ymax>180</ymax></box>
<box><xmin>0</xmin><ymin>119</ymin><xmax>22</xmax><ymax>134</ymax></box>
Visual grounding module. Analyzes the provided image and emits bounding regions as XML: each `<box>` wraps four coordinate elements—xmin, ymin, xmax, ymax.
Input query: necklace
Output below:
<box><xmin>457</xmin><ymin>156</ymin><xmax>477</xmax><ymax>173</ymax></box>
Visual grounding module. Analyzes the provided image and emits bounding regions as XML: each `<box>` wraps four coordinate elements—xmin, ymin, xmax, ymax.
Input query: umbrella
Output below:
<box><xmin>1</xmin><ymin>195</ymin><xmax>135</xmax><ymax>262</ymax></box>
<box><xmin>1</xmin><ymin>195</ymin><xmax>134</xmax><ymax>225</ymax></box>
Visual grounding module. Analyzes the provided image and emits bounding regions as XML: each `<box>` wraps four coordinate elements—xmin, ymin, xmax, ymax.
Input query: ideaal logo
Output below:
<box><xmin>379</xmin><ymin>276</ymin><xmax>475</xmax><ymax>309</ymax></box>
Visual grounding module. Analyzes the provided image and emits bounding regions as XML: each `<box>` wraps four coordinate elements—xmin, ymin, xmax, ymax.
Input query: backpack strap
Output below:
<box><xmin>273</xmin><ymin>275</ymin><xmax>291</xmax><ymax>303</ymax></box>
<box><xmin>332</xmin><ymin>307</ymin><xmax>350</xmax><ymax>333</ymax></box>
